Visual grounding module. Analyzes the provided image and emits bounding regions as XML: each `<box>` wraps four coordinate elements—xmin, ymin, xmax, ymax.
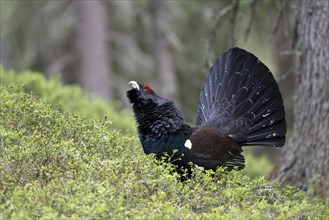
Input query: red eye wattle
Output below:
<box><xmin>144</xmin><ymin>85</ymin><xmax>152</xmax><ymax>94</ymax></box>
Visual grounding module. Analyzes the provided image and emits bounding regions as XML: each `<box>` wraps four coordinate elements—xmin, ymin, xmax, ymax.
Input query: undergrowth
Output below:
<box><xmin>0</xmin><ymin>68</ymin><xmax>135</xmax><ymax>132</ymax></box>
<box><xmin>0</xmin><ymin>83</ymin><xmax>328</xmax><ymax>219</ymax></box>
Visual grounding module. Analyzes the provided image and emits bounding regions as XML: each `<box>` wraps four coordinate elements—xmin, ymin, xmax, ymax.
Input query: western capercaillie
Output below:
<box><xmin>127</xmin><ymin>48</ymin><xmax>286</xmax><ymax>172</ymax></box>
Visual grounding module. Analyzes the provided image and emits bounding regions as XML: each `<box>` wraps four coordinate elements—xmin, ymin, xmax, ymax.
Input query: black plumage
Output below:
<box><xmin>127</xmin><ymin>48</ymin><xmax>286</xmax><ymax>172</ymax></box>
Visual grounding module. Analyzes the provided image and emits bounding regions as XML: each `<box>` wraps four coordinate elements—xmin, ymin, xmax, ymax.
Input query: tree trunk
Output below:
<box><xmin>150</xmin><ymin>0</ymin><xmax>177</xmax><ymax>101</ymax></box>
<box><xmin>272</xmin><ymin>0</ymin><xmax>329</xmax><ymax>203</ymax></box>
<box><xmin>0</xmin><ymin>42</ymin><xmax>11</xmax><ymax>69</ymax></box>
<box><xmin>75</xmin><ymin>0</ymin><xmax>112</xmax><ymax>101</ymax></box>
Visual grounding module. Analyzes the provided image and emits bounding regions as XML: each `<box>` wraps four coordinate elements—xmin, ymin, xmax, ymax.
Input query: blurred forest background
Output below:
<box><xmin>0</xmin><ymin>0</ymin><xmax>295</xmax><ymax>126</ymax></box>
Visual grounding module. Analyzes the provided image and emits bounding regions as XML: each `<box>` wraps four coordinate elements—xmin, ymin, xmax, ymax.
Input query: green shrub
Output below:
<box><xmin>0</xmin><ymin>68</ymin><xmax>135</xmax><ymax>132</ymax></box>
<box><xmin>0</xmin><ymin>86</ymin><xmax>328</xmax><ymax>219</ymax></box>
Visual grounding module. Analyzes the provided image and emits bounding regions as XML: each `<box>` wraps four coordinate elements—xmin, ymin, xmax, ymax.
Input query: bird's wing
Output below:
<box><xmin>183</xmin><ymin>127</ymin><xmax>245</xmax><ymax>170</ymax></box>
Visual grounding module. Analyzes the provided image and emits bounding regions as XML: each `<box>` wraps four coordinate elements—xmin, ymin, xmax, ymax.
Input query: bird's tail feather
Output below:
<box><xmin>196</xmin><ymin>48</ymin><xmax>286</xmax><ymax>147</ymax></box>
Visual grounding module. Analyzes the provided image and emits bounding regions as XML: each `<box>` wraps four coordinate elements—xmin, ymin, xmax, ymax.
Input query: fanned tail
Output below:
<box><xmin>196</xmin><ymin>48</ymin><xmax>286</xmax><ymax>147</ymax></box>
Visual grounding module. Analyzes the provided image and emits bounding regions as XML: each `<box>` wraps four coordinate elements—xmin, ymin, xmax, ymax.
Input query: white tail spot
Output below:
<box><xmin>184</xmin><ymin>139</ymin><xmax>192</xmax><ymax>149</ymax></box>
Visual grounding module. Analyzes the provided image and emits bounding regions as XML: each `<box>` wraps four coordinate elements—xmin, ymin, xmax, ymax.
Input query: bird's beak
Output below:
<box><xmin>128</xmin><ymin>81</ymin><xmax>140</xmax><ymax>91</ymax></box>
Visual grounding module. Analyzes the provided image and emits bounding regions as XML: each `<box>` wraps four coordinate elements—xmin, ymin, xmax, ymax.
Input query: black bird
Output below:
<box><xmin>127</xmin><ymin>48</ymin><xmax>286</xmax><ymax>172</ymax></box>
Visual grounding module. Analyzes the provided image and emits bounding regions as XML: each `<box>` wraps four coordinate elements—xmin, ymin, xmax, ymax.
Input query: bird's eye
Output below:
<box><xmin>144</xmin><ymin>85</ymin><xmax>152</xmax><ymax>94</ymax></box>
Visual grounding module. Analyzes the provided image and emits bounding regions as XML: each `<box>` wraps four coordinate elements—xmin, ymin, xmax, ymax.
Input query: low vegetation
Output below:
<box><xmin>1</xmin><ymin>69</ymin><xmax>135</xmax><ymax>132</ymax></box>
<box><xmin>0</xmin><ymin>71</ymin><xmax>328</xmax><ymax>219</ymax></box>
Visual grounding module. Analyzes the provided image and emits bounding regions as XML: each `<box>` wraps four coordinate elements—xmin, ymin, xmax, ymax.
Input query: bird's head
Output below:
<box><xmin>126</xmin><ymin>81</ymin><xmax>185</xmax><ymax>152</ymax></box>
<box><xmin>127</xmin><ymin>81</ymin><xmax>165</xmax><ymax>106</ymax></box>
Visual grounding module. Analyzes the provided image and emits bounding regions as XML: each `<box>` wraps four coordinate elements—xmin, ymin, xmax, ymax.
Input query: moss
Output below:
<box><xmin>0</xmin><ymin>84</ymin><xmax>328</xmax><ymax>219</ymax></box>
